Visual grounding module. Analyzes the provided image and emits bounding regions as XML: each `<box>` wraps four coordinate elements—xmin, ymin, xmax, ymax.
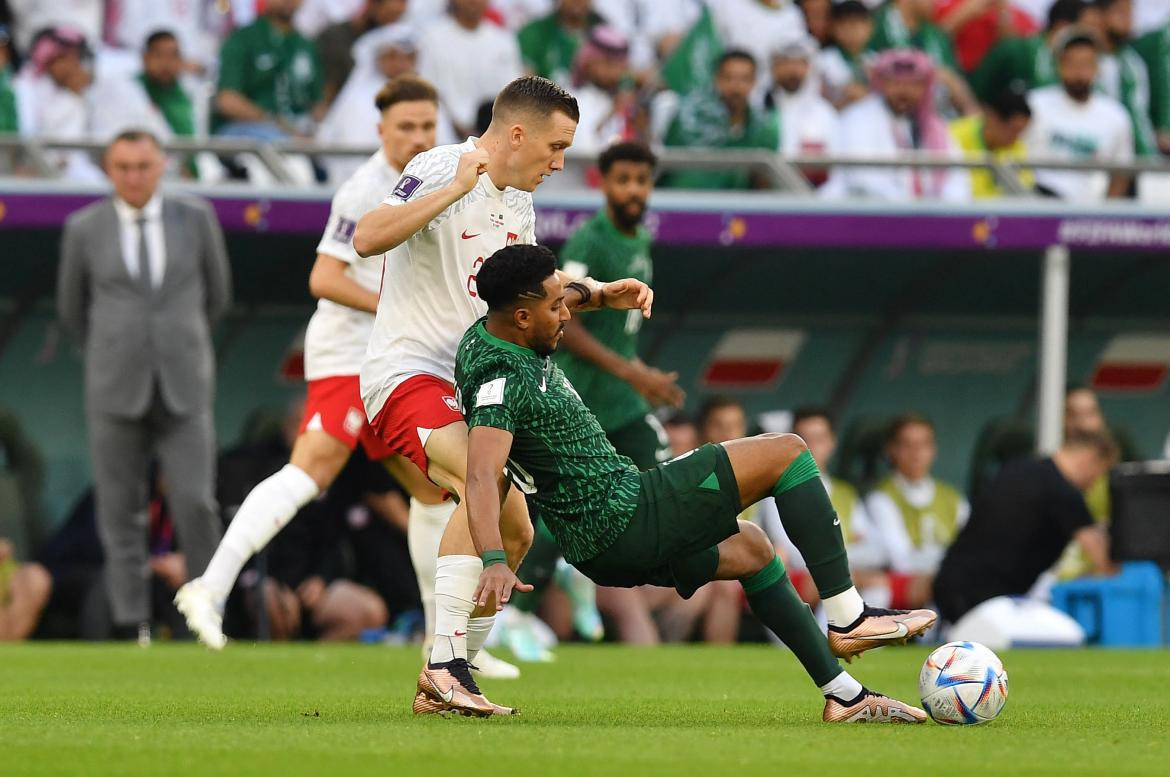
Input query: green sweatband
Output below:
<box><xmin>481</xmin><ymin>549</ymin><xmax>508</xmax><ymax>568</ymax></box>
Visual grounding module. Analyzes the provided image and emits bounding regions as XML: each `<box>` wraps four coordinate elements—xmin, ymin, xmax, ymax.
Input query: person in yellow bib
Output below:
<box><xmin>949</xmin><ymin>86</ymin><xmax>1035</xmax><ymax>198</ymax></box>
<box><xmin>866</xmin><ymin>414</ymin><xmax>969</xmax><ymax>610</ymax></box>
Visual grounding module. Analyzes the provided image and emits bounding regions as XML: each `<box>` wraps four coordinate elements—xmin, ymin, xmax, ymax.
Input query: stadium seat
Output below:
<box><xmin>966</xmin><ymin>416</ymin><xmax>1034</xmax><ymax>501</ymax></box>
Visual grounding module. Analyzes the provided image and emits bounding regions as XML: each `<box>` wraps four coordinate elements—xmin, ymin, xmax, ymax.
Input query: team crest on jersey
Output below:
<box><xmin>343</xmin><ymin>407</ymin><xmax>364</xmax><ymax>437</ymax></box>
<box><xmin>391</xmin><ymin>174</ymin><xmax>423</xmax><ymax>200</ymax></box>
<box><xmin>442</xmin><ymin>395</ymin><xmax>460</xmax><ymax>412</ymax></box>
<box><xmin>332</xmin><ymin>216</ymin><xmax>356</xmax><ymax>243</ymax></box>
<box><xmin>490</xmin><ymin>211</ymin><xmax>505</xmax><ymax>229</ymax></box>
<box><xmin>506</xmin><ymin>232</ymin><xmax>519</xmax><ymax>246</ymax></box>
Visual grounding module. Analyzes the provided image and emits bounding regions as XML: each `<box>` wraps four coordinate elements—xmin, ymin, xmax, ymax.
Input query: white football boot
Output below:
<box><xmin>174</xmin><ymin>578</ymin><xmax>227</xmax><ymax>650</ymax></box>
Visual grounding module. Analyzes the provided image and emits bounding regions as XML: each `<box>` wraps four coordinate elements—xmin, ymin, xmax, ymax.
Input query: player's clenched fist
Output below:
<box><xmin>453</xmin><ymin>146</ymin><xmax>491</xmax><ymax>195</ymax></box>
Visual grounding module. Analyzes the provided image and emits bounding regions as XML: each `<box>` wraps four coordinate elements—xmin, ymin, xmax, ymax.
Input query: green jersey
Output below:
<box><xmin>456</xmin><ymin>319</ymin><xmax>640</xmax><ymax>563</ymax></box>
<box><xmin>554</xmin><ymin>211</ymin><xmax>653</xmax><ymax>432</ymax></box>
<box><xmin>868</xmin><ymin>5</ymin><xmax>958</xmax><ymax>71</ymax></box>
<box><xmin>969</xmin><ymin>34</ymin><xmax>1055</xmax><ymax>103</ymax></box>
<box><xmin>518</xmin><ymin>12</ymin><xmax>604</xmax><ymax>85</ymax></box>
<box><xmin>215</xmin><ymin>16</ymin><xmax>322</xmax><ymax>126</ymax></box>
<box><xmin>138</xmin><ymin>74</ymin><xmax>194</xmax><ymax>136</ymax></box>
<box><xmin>662</xmin><ymin>89</ymin><xmax>780</xmax><ymax>189</ymax></box>
<box><xmin>1134</xmin><ymin>26</ymin><xmax>1170</xmax><ymax>133</ymax></box>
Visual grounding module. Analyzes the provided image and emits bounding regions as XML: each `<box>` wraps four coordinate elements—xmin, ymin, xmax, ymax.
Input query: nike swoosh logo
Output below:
<box><xmin>833</xmin><ymin>516</ymin><xmax>841</xmax><ymax>526</ymax></box>
<box><xmin>863</xmin><ymin>622</ymin><xmax>909</xmax><ymax>641</ymax></box>
<box><xmin>454</xmin><ymin>630</ymin><xmax>466</xmax><ymax>637</ymax></box>
<box><xmin>438</xmin><ymin>685</ymin><xmax>455</xmax><ymax>703</ymax></box>
<box><xmin>461</xmin><ymin>230</ymin><xmax>480</xmax><ymax>239</ymax></box>
<box><xmin>538</xmin><ymin>377</ymin><xmax>547</xmax><ymax>392</ymax></box>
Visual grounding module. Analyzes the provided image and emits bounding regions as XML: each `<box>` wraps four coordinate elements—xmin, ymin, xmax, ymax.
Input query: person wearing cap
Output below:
<box><xmin>213</xmin><ymin>0</ymin><xmax>325</xmax><ymax>139</ymax></box>
<box><xmin>949</xmin><ymin>86</ymin><xmax>1035</xmax><ymax>198</ymax></box>
<box><xmin>316</xmin><ymin>0</ymin><xmax>408</xmax><ymax>107</ymax></box>
<box><xmin>821</xmin><ymin>48</ymin><xmax>970</xmax><ymax>202</ymax></box>
<box><xmin>1025</xmin><ymin>30</ymin><xmax>1134</xmax><ymax>200</ymax></box>
<box><xmin>518</xmin><ymin>0</ymin><xmax>605</xmax><ymax>87</ymax></box>
<box><xmin>969</xmin><ymin>0</ymin><xmax>1098</xmax><ymax>103</ymax></box>
<box><xmin>566</xmin><ymin>25</ymin><xmax>635</xmax><ymax>157</ymax></box>
<box><xmin>766</xmin><ymin>33</ymin><xmax>841</xmax><ymax>187</ymax></box>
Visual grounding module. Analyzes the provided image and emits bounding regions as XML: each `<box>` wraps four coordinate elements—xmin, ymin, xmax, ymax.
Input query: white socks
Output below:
<box><xmin>466</xmin><ymin>615</ymin><xmax>495</xmax><ymax>663</ymax></box>
<box><xmin>200</xmin><ymin>464</ymin><xmax>319</xmax><ymax>605</ymax></box>
<box><xmin>428</xmin><ymin>555</ymin><xmax>482</xmax><ymax>665</ymax></box>
<box><xmin>407</xmin><ymin>498</ymin><xmax>456</xmax><ymax>648</ymax></box>
<box><xmin>820</xmin><ymin>671</ymin><xmax>864</xmax><ymax>701</ymax></box>
<box><xmin>823</xmin><ymin>587</ymin><xmax>866</xmax><ymax>628</ymax></box>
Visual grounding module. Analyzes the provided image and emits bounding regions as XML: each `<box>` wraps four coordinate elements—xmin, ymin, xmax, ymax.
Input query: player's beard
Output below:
<box><xmin>611</xmin><ymin>198</ymin><xmax>646</xmax><ymax>231</ymax></box>
<box><xmin>536</xmin><ymin>325</ymin><xmax>565</xmax><ymax>357</ymax></box>
<box><xmin>1064</xmin><ymin>80</ymin><xmax>1092</xmax><ymax>102</ymax></box>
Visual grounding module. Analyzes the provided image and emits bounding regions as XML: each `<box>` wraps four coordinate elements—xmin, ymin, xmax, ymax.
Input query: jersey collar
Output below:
<box><xmin>477</xmin><ymin>319</ymin><xmax>537</xmax><ymax>357</ymax></box>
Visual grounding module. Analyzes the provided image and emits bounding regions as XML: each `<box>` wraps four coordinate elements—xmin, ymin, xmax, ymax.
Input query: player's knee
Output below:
<box><xmin>754</xmin><ymin>432</ymin><xmax>808</xmax><ymax>471</ymax></box>
<box><xmin>738</xmin><ymin>520</ymin><xmax>776</xmax><ymax>570</ymax></box>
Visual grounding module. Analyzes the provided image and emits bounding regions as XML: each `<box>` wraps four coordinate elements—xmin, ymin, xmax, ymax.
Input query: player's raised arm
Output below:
<box><xmin>353</xmin><ymin>145</ymin><xmax>490</xmax><ymax>257</ymax></box>
<box><xmin>558</xmin><ymin>271</ymin><xmax>654</xmax><ymax>319</ymax></box>
<box><xmin>466</xmin><ymin>425</ymin><xmax>532</xmax><ymax>609</ymax></box>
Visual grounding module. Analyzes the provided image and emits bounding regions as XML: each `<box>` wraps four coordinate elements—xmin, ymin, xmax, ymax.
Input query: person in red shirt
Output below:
<box><xmin>935</xmin><ymin>0</ymin><xmax>1039</xmax><ymax>73</ymax></box>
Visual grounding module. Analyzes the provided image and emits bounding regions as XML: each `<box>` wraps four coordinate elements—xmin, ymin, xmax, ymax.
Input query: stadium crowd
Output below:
<box><xmin>0</xmin><ymin>0</ymin><xmax>1169</xmax><ymax>198</ymax></box>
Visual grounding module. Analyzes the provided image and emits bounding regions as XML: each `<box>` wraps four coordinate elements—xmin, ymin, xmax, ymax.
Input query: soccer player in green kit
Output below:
<box><xmin>427</xmin><ymin>244</ymin><xmax>936</xmax><ymax>722</ymax></box>
<box><xmin>504</xmin><ymin>142</ymin><xmax>684</xmax><ymax>647</ymax></box>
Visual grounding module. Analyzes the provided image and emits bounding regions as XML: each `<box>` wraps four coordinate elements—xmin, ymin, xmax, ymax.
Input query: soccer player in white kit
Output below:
<box><xmin>174</xmin><ymin>77</ymin><xmax>498</xmax><ymax>666</ymax></box>
<box><xmin>354</xmin><ymin>76</ymin><xmax>653</xmax><ymax>716</ymax></box>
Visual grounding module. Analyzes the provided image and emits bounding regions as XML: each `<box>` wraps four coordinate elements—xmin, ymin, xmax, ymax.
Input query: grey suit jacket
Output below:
<box><xmin>57</xmin><ymin>194</ymin><xmax>233</xmax><ymax>418</ymax></box>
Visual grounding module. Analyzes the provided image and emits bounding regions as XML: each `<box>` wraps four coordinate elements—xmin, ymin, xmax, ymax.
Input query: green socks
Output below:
<box><xmin>771</xmin><ymin>449</ymin><xmax>853</xmax><ymax>599</ymax></box>
<box><xmin>741</xmin><ymin>557</ymin><xmax>842</xmax><ymax>686</ymax></box>
<box><xmin>509</xmin><ymin>517</ymin><xmax>560</xmax><ymax>613</ymax></box>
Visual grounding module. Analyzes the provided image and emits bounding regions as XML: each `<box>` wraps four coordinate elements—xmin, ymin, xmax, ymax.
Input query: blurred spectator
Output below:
<box><xmin>105</xmin><ymin>0</ymin><xmax>224</xmax><ymax>76</ymax></box>
<box><xmin>91</xmin><ymin>30</ymin><xmax>193</xmax><ymax>143</ymax></box>
<box><xmin>932</xmin><ymin>429</ymin><xmax>1117</xmax><ymax>630</ymax></box>
<box><xmin>12</xmin><ymin>26</ymin><xmax>103</xmax><ymax>181</ymax></box>
<box><xmin>57</xmin><ymin>130</ymin><xmax>231</xmax><ymax>641</ymax></box>
<box><xmin>590</xmin><ymin>0</ymin><xmax>698</xmax><ymax>76</ymax></box>
<box><xmin>758</xmin><ymin>407</ymin><xmax>889</xmax><ymax>608</ymax></box>
<box><xmin>416</xmin><ymin>0</ymin><xmax>522</xmax><ymax>138</ymax></box>
<box><xmin>662</xmin><ymin>49</ymin><xmax>780</xmax><ymax>190</ymax></box>
<box><xmin>866</xmin><ymin>413</ymin><xmax>969</xmax><ymax>610</ymax></box>
<box><xmin>663</xmin><ymin>411</ymin><xmax>699</xmax><ymax>457</ymax></box>
<box><xmin>949</xmin><ymin>86</ymin><xmax>1035</xmax><ymax>197</ymax></box>
<box><xmin>6</xmin><ymin>0</ymin><xmax>101</xmax><ymax>55</ymax></box>
<box><xmin>0</xmin><ymin>25</ymin><xmax>16</xmax><ymax>133</ymax></box>
<box><xmin>817</xmin><ymin>0</ymin><xmax>874</xmax><ymax>108</ymax></box>
<box><xmin>798</xmin><ymin>0</ymin><xmax>833</xmax><ymax>46</ymax></box>
<box><xmin>934</xmin><ymin>0</ymin><xmax>1040</xmax><ymax>74</ymax></box>
<box><xmin>214</xmin><ymin>0</ymin><xmax>325</xmax><ymax>140</ymax></box>
<box><xmin>566</xmin><ymin>24</ymin><xmax>634</xmax><ymax>157</ymax></box>
<box><xmin>1132</xmin><ymin>15</ymin><xmax>1170</xmax><ymax>153</ymax></box>
<box><xmin>0</xmin><ymin>537</ymin><xmax>51</xmax><ymax>640</ymax></box>
<box><xmin>316</xmin><ymin>0</ymin><xmax>407</xmax><ymax>106</ymax></box>
<box><xmin>821</xmin><ymin>49</ymin><xmax>971</xmax><ymax>202</ymax></box>
<box><xmin>868</xmin><ymin>0</ymin><xmax>978</xmax><ymax>114</ymax></box>
<box><xmin>1026</xmin><ymin>30</ymin><xmax>1134</xmax><ymax>200</ymax></box>
<box><xmin>709</xmin><ymin>0</ymin><xmax>807</xmax><ymax>96</ymax></box>
<box><xmin>1090</xmin><ymin>0</ymin><xmax>1158</xmax><ymax>157</ymax></box>
<box><xmin>518</xmin><ymin>0</ymin><xmax>603</xmax><ymax>86</ymax></box>
<box><xmin>766</xmin><ymin>33</ymin><xmax>841</xmax><ymax>186</ymax></box>
<box><xmin>969</xmin><ymin>0</ymin><xmax>1093</xmax><ymax>103</ymax></box>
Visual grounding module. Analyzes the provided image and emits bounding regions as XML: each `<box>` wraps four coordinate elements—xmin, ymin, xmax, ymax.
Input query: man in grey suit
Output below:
<box><xmin>57</xmin><ymin>129</ymin><xmax>232</xmax><ymax>641</ymax></box>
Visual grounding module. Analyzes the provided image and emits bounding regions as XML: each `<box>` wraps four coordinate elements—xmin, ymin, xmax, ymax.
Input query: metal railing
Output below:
<box><xmin>2</xmin><ymin>134</ymin><xmax>1169</xmax><ymax>195</ymax></box>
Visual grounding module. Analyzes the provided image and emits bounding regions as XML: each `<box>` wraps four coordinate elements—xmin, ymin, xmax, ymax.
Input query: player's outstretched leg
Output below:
<box><xmin>412</xmin><ymin>423</ymin><xmax>532</xmax><ymax>717</ymax></box>
<box><xmin>727</xmin><ymin>434</ymin><xmax>936</xmax><ymax>661</ymax></box>
<box><xmin>176</xmin><ymin>431</ymin><xmax>347</xmax><ymax>649</ymax></box>
<box><xmin>709</xmin><ymin>519</ymin><xmax>925</xmax><ymax>723</ymax></box>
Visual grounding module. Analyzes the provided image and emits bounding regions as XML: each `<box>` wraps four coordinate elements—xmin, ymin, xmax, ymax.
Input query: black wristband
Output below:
<box><xmin>566</xmin><ymin>280</ymin><xmax>592</xmax><ymax>307</ymax></box>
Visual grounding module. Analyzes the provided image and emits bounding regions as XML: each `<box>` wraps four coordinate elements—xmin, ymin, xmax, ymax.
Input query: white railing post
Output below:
<box><xmin>1037</xmin><ymin>244</ymin><xmax>1070</xmax><ymax>454</ymax></box>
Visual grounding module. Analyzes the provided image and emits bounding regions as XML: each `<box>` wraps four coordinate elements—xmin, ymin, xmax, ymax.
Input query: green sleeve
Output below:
<box><xmin>464</xmin><ymin>370</ymin><xmax>526</xmax><ymax>433</ymax></box>
<box><xmin>1134</xmin><ymin>29</ymin><xmax>1170</xmax><ymax>132</ymax></box>
<box><xmin>217</xmin><ymin>30</ymin><xmax>249</xmax><ymax>92</ymax></box>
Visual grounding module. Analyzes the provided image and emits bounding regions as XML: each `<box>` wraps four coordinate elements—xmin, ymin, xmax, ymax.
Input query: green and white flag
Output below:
<box><xmin>661</xmin><ymin>4</ymin><xmax>723</xmax><ymax>96</ymax></box>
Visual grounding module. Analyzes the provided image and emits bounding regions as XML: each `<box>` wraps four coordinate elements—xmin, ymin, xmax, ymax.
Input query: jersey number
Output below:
<box><xmin>505</xmin><ymin>458</ymin><xmax>538</xmax><ymax>495</ymax></box>
<box><xmin>466</xmin><ymin>256</ymin><xmax>485</xmax><ymax>298</ymax></box>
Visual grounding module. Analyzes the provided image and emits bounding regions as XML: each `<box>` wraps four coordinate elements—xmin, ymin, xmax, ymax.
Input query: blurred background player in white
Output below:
<box><xmin>354</xmin><ymin>76</ymin><xmax>651</xmax><ymax>713</ymax></box>
<box><xmin>865</xmin><ymin>413</ymin><xmax>969</xmax><ymax>612</ymax></box>
<box><xmin>175</xmin><ymin>77</ymin><xmax>482</xmax><ymax>669</ymax></box>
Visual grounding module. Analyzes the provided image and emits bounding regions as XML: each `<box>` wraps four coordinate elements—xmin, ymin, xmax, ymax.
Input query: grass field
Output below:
<box><xmin>2</xmin><ymin>643</ymin><xmax>1168</xmax><ymax>776</ymax></box>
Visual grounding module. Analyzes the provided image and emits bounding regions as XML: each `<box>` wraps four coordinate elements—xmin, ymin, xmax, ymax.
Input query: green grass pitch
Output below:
<box><xmin>2</xmin><ymin>643</ymin><xmax>1167</xmax><ymax>776</ymax></box>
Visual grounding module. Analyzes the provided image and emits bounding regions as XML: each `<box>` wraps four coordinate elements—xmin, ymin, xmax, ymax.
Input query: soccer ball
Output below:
<box><xmin>918</xmin><ymin>641</ymin><xmax>1009</xmax><ymax>725</ymax></box>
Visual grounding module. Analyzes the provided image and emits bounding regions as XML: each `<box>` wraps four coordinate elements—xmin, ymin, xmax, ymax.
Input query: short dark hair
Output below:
<box><xmin>717</xmin><ymin>49</ymin><xmax>757</xmax><ymax>74</ymax></box>
<box><xmin>1057</xmin><ymin>30</ymin><xmax>1098</xmax><ymax>57</ymax></box>
<box><xmin>1048</xmin><ymin>0</ymin><xmax>1090</xmax><ymax>29</ymax></box>
<box><xmin>987</xmin><ymin>86</ymin><xmax>1032</xmax><ymax>120</ymax></box>
<box><xmin>792</xmin><ymin>406</ymin><xmax>835</xmax><ymax>434</ymax></box>
<box><xmin>492</xmin><ymin>76</ymin><xmax>579</xmax><ymax>124</ymax></box>
<box><xmin>831</xmin><ymin>0</ymin><xmax>872</xmax><ymax>21</ymax></box>
<box><xmin>144</xmin><ymin>29</ymin><xmax>177</xmax><ymax>50</ymax></box>
<box><xmin>476</xmin><ymin>245</ymin><xmax>559</xmax><ymax>311</ymax></box>
<box><xmin>1064</xmin><ymin>428</ymin><xmax>1120</xmax><ymax>463</ymax></box>
<box><xmin>887</xmin><ymin>412</ymin><xmax>934</xmax><ymax>443</ymax></box>
<box><xmin>598</xmin><ymin>141</ymin><xmax>657</xmax><ymax>175</ymax></box>
<box><xmin>375</xmin><ymin>74</ymin><xmax>438</xmax><ymax>113</ymax></box>
<box><xmin>697</xmin><ymin>395</ymin><xmax>745</xmax><ymax>430</ymax></box>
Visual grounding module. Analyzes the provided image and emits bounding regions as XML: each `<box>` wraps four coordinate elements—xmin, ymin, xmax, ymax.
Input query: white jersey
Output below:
<box><xmin>361</xmin><ymin>138</ymin><xmax>536</xmax><ymax>418</ymax></box>
<box><xmin>303</xmin><ymin>150</ymin><xmax>400</xmax><ymax>381</ymax></box>
<box><xmin>1026</xmin><ymin>86</ymin><xmax>1133</xmax><ymax>203</ymax></box>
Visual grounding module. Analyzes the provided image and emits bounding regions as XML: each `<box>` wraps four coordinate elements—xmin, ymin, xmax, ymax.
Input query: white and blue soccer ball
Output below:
<box><xmin>918</xmin><ymin>641</ymin><xmax>1009</xmax><ymax>725</ymax></box>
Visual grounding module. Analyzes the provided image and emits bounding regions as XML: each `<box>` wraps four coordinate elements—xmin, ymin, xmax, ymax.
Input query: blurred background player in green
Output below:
<box><xmin>498</xmin><ymin>142</ymin><xmax>685</xmax><ymax>657</ymax></box>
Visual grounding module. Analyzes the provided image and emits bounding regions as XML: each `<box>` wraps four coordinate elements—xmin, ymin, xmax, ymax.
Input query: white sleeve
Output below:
<box><xmin>315</xmin><ymin>179</ymin><xmax>367</xmax><ymax>263</ymax></box>
<box><xmin>382</xmin><ymin>147</ymin><xmax>461</xmax><ymax>231</ymax></box>
<box><xmin>1113</xmin><ymin>107</ymin><xmax>1135</xmax><ymax>163</ymax></box>
<box><xmin>865</xmin><ymin>491</ymin><xmax>916</xmax><ymax>574</ymax></box>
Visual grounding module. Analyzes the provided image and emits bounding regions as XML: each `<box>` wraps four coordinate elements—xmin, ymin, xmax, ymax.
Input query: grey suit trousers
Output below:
<box><xmin>87</xmin><ymin>387</ymin><xmax>221</xmax><ymax>626</ymax></box>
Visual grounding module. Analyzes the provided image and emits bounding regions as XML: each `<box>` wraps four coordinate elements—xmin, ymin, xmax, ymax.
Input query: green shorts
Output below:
<box><xmin>575</xmin><ymin>443</ymin><xmax>742</xmax><ymax>599</ymax></box>
<box><xmin>607</xmin><ymin>413</ymin><xmax>671</xmax><ymax>471</ymax></box>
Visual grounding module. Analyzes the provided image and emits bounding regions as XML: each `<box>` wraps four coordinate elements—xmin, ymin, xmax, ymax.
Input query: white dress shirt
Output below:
<box><xmin>113</xmin><ymin>195</ymin><xmax>167</xmax><ymax>289</ymax></box>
